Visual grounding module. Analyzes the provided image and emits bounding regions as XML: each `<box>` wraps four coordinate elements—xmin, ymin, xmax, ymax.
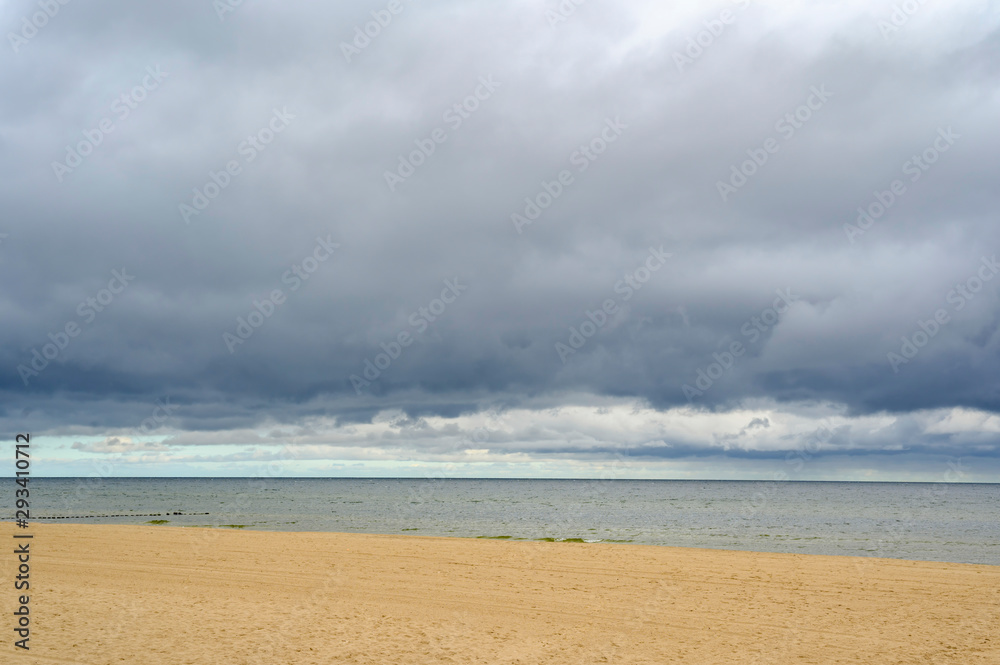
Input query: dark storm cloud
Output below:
<box><xmin>2</xmin><ymin>0</ymin><xmax>999</xmax><ymax>468</ymax></box>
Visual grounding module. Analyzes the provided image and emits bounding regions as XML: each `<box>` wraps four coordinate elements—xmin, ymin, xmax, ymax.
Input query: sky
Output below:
<box><xmin>2</xmin><ymin>0</ymin><xmax>999</xmax><ymax>480</ymax></box>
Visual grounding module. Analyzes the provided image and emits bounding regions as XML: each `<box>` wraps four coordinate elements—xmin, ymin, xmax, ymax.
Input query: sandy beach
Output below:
<box><xmin>1</xmin><ymin>523</ymin><xmax>997</xmax><ymax>664</ymax></box>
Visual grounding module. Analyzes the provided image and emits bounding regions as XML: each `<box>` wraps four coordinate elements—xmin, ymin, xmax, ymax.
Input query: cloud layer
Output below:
<box><xmin>2</xmin><ymin>0</ymin><xmax>999</xmax><ymax>478</ymax></box>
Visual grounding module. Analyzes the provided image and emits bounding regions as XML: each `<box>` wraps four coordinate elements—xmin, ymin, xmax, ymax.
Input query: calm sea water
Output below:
<box><xmin>14</xmin><ymin>478</ymin><xmax>999</xmax><ymax>565</ymax></box>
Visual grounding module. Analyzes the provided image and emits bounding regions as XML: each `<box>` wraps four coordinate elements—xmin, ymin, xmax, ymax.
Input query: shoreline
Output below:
<box><xmin>10</xmin><ymin>520</ymin><xmax>999</xmax><ymax>567</ymax></box>
<box><xmin>20</xmin><ymin>476</ymin><xmax>1000</xmax><ymax>482</ymax></box>
<box><xmin>2</xmin><ymin>522</ymin><xmax>997</xmax><ymax>663</ymax></box>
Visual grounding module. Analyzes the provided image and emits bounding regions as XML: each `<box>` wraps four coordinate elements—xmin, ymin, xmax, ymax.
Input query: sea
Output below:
<box><xmin>14</xmin><ymin>478</ymin><xmax>1000</xmax><ymax>565</ymax></box>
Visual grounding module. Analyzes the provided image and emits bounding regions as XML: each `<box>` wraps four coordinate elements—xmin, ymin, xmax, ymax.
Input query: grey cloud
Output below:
<box><xmin>2</xmin><ymin>1</ymin><xmax>999</xmax><ymax>475</ymax></box>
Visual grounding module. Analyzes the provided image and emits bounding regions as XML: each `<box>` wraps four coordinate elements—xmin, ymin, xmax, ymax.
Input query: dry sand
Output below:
<box><xmin>1</xmin><ymin>523</ymin><xmax>997</xmax><ymax>664</ymax></box>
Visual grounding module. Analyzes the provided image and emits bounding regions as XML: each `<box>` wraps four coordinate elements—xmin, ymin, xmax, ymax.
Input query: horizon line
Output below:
<box><xmin>23</xmin><ymin>476</ymin><xmax>1000</xmax><ymax>484</ymax></box>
